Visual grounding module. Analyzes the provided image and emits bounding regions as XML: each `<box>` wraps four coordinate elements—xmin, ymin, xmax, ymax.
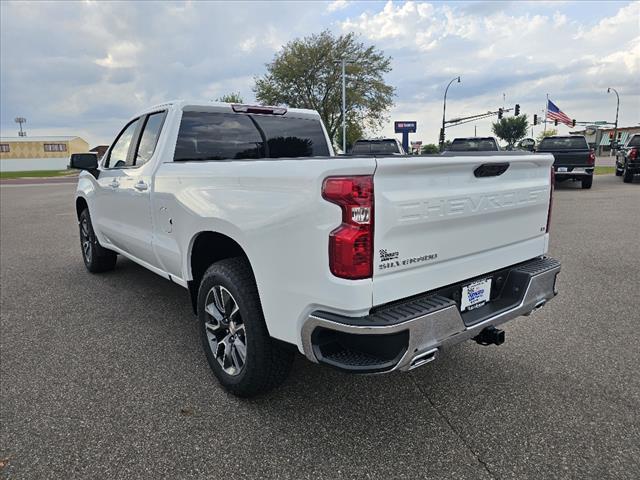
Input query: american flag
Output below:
<box><xmin>546</xmin><ymin>99</ymin><xmax>573</xmax><ymax>127</ymax></box>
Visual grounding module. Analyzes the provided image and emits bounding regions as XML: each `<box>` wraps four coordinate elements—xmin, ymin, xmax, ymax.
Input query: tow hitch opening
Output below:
<box><xmin>474</xmin><ymin>326</ymin><xmax>505</xmax><ymax>346</ymax></box>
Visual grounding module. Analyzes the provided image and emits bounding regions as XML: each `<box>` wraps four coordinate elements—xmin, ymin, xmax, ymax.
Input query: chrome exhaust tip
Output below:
<box><xmin>408</xmin><ymin>348</ymin><xmax>439</xmax><ymax>370</ymax></box>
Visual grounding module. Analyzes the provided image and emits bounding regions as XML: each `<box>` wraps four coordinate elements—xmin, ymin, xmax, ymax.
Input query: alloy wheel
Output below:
<box><xmin>80</xmin><ymin>218</ymin><xmax>92</xmax><ymax>262</ymax></box>
<box><xmin>204</xmin><ymin>285</ymin><xmax>247</xmax><ymax>376</ymax></box>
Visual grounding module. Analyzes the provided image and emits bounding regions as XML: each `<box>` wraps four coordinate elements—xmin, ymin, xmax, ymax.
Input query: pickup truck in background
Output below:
<box><xmin>71</xmin><ymin>101</ymin><xmax>561</xmax><ymax>397</ymax></box>
<box><xmin>536</xmin><ymin>135</ymin><xmax>595</xmax><ymax>189</ymax></box>
<box><xmin>350</xmin><ymin>138</ymin><xmax>405</xmax><ymax>155</ymax></box>
<box><xmin>615</xmin><ymin>133</ymin><xmax>640</xmax><ymax>183</ymax></box>
<box><xmin>446</xmin><ymin>137</ymin><xmax>500</xmax><ymax>152</ymax></box>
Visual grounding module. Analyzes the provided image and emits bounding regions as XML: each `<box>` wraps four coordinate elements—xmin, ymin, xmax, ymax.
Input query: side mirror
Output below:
<box><xmin>69</xmin><ymin>153</ymin><xmax>98</xmax><ymax>171</ymax></box>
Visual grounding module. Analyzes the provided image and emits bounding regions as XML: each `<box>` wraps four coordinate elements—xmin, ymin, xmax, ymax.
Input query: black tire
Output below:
<box><xmin>623</xmin><ymin>164</ymin><xmax>634</xmax><ymax>183</ymax></box>
<box><xmin>198</xmin><ymin>258</ymin><xmax>294</xmax><ymax>397</ymax></box>
<box><xmin>615</xmin><ymin>165</ymin><xmax>623</xmax><ymax>176</ymax></box>
<box><xmin>79</xmin><ymin>208</ymin><xmax>117</xmax><ymax>273</ymax></box>
<box><xmin>581</xmin><ymin>175</ymin><xmax>593</xmax><ymax>189</ymax></box>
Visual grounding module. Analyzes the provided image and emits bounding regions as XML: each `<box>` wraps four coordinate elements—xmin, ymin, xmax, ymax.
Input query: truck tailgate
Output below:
<box><xmin>548</xmin><ymin>150</ymin><xmax>590</xmax><ymax>166</ymax></box>
<box><xmin>372</xmin><ymin>153</ymin><xmax>554</xmax><ymax>306</ymax></box>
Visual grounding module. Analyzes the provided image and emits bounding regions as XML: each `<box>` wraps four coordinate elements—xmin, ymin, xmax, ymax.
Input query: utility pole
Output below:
<box><xmin>544</xmin><ymin>94</ymin><xmax>549</xmax><ymax>134</ymax></box>
<box><xmin>607</xmin><ymin>87</ymin><xmax>619</xmax><ymax>155</ymax></box>
<box><xmin>474</xmin><ymin>125</ymin><xmax>477</xmax><ymax>137</ymax></box>
<box><xmin>441</xmin><ymin>76</ymin><xmax>461</xmax><ymax>152</ymax></box>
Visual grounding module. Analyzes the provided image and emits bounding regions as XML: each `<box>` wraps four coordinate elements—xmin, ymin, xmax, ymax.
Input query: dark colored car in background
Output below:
<box><xmin>615</xmin><ymin>134</ymin><xmax>640</xmax><ymax>183</ymax></box>
<box><xmin>350</xmin><ymin>138</ymin><xmax>405</xmax><ymax>155</ymax></box>
<box><xmin>446</xmin><ymin>137</ymin><xmax>500</xmax><ymax>152</ymax></box>
<box><xmin>517</xmin><ymin>138</ymin><xmax>536</xmax><ymax>152</ymax></box>
<box><xmin>537</xmin><ymin>135</ymin><xmax>595</xmax><ymax>189</ymax></box>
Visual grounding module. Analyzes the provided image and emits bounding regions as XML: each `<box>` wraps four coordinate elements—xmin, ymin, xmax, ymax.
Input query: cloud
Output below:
<box><xmin>327</xmin><ymin>0</ymin><xmax>349</xmax><ymax>13</ymax></box>
<box><xmin>1</xmin><ymin>0</ymin><xmax>638</xmax><ymax>147</ymax></box>
<box><xmin>0</xmin><ymin>0</ymin><xmax>329</xmax><ymax>145</ymax></box>
<box><xmin>339</xmin><ymin>1</ymin><xmax>640</xmax><ymax>142</ymax></box>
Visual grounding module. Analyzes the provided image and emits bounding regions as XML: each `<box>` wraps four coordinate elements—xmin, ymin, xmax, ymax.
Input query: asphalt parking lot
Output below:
<box><xmin>1</xmin><ymin>175</ymin><xmax>639</xmax><ymax>479</ymax></box>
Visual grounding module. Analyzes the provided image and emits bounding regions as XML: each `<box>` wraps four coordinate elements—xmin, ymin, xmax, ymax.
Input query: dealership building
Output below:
<box><xmin>569</xmin><ymin>125</ymin><xmax>640</xmax><ymax>155</ymax></box>
<box><xmin>0</xmin><ymin>136</ymin><xmax>90</xmax><ymax>172</ymax></box>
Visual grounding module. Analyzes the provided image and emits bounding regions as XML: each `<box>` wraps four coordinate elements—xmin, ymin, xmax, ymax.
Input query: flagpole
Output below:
<box><xmin>544</xmin><ymin>94</ymin><xmax>548</xmax><ymax>133</ymax></box>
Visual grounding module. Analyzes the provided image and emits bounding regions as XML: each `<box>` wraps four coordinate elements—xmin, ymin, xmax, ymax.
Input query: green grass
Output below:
<box><xmin>594</xmin><ymin>166</ymin><xmax>615</xmax><ymax>175</ymax></box>
<box><xmin>0</xmin><ymin>169</ymin><xmax>77</xmax><ymax>179</ymax></box>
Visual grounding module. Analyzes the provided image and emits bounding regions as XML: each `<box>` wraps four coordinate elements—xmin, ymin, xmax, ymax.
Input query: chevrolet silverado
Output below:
<box><xmin>71</xmin><ymin>101</ymin><xmax>561</xmax><ymax>397</ymax></box>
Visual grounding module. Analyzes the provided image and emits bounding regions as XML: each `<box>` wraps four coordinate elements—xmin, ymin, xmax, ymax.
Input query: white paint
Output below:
<box><xmin>76</xmin><ymin>100</ymin><xmax>553</xmax><ymax>353</ymax></box>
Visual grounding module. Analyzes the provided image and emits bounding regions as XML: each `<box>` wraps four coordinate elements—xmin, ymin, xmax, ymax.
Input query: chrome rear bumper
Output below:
<box><xmin>301</xmin><ymin>257</ymin><xmax>561</xmax><ymax>373</ymax></box>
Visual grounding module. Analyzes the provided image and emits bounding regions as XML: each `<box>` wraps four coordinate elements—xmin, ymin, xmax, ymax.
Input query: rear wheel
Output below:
<box><xmin>615</xmin><ymin>164</ymin><xmax>623</xmax><ymax>176</ymax></box>
<box><xmin>198</xmin><ymin>258</ymin><xmax>294</xmax><ymax>397</ymax></box>
<box><xmin>79</xmin><ymin>208</ymin><xmax>117</xmax><ymax>273</ymax></box>
<box><xmin>581</xmin><ymin>175</ymin><xmax>593</xmax><ymax>189</ymax></box>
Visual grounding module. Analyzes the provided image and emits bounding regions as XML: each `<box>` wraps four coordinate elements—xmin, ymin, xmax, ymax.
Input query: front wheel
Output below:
<box><xmin>198</xmin><ymin>258</ymin><xmax>294</xmax><ymax>397</ymax></box>
<box><xmin>79</xmin><ymin>208</ymin><xmax>117</xmax><ymax>273</ymax></box>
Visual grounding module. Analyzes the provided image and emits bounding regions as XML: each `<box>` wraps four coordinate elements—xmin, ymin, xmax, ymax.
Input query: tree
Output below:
<box><xmin>536</xmin><ymin>128</ymin><xmax>557</xmax><ymax>143</ymax></box>
<box><xmin>254</xmin><ymin>30</ymin><xmax>395</xmax><ymax>148</ymax></box>
<box><xmin>421</xmin><ymin>143</ymin><xmax>439</xmax><ymax>154</ymax></box>
<box><xmin>217</xmin><ymin>92</ymin><xmax>244</xmax><ymax>103</ymax></box>
<box><xmin>491</xmin><ymin>115</ymin><xmax>529</xmax><ymax>149</ymax></box>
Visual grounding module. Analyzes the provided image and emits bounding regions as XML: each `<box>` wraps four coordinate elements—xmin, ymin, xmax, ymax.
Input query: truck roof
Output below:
<box><xmin>141</xmin><ymin>100</ymin><xmax>321</xmax><ymax>120</ymax></box>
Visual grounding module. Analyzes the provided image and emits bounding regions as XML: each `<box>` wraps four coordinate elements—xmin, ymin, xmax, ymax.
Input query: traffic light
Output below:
<box><xmin>554</xmin><ymin>119</ymin><xmax>558</xmax><ymax>126</ymax></box>
<box><xmin>514</xmin><ymin>104</ymin><xmax>520</xmax><ymax>116</ymax></box>
<box><xmin>533</xmin><ymin>114</ymin><xmax>538</xmax><ymax>125</ymax></box>
<box><xmin>609</xmin><ymin>132</ymin><xmax>614</xmax><ymax>139</ymax></box>
<box><xmin>498</xmin><ymin>108</ymin><xmax>503</xmax><ymax>119</ymax></box>
<box><xmin>572</xmin><ymin>119</ymin><xmax>576</xmax><ymax>127</ymax></box>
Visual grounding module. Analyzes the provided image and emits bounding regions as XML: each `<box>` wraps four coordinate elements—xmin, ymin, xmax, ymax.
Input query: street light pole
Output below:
<box><xmin>342</xmin><ymin>58</ymin><xmax>347</xmax><ymax>154</ymax></box>
<box><xmin>14</xmin><ymin>117</ymin><xmax>27</xmax><ymax>137</ymax></box>
<box><xmin>441</xmin><ymin>76</ymin><xmax>461</xmax><ymax>151</ymax></box>
<box><xmin>337</xmin><ymin>57</ymin><xmax>356</xmax><ymax>154</ymax></box>
<box><xmin>607</xmin><ymin>87</ymin><xmax>619</xmax><ymax>155</ymax></box>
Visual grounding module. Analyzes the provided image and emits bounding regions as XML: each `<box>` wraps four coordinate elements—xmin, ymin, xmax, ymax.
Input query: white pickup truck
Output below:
<box><xmin>71</xmin><ymin>101</ymin><xmax>561</xmax><ymax>397</ymax></box>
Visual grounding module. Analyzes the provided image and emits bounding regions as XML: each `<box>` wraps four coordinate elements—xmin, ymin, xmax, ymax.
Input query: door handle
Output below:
<box><xmin>134</xmin><ymin>180</ymin><xmax>149</xmax><ymax>191</ymax></box>
<box><xmin>110</xmin><ymin>180</ymin><xmax>120</xmax><ymax>188</ymax></box>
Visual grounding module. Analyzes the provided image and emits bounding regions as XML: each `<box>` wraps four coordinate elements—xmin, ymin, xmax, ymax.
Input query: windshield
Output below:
<box><xmin>352</xmin><ymin>140</ymin><xmax>401</xmax><ymax>155</ymax></box>
<box><xmin>627</xmin><ymin>135</ymin><xmax>640</xmax><ymax>147</ymax></box>
<box><xmin>448</xmin><ymin>139</ymin><xmax>498</xmax><ymax>151</ymax></box>
<box><xmin>539</xmin><ymin>137</ymin><xmax>588</xmax><ymax>150</ymax></box>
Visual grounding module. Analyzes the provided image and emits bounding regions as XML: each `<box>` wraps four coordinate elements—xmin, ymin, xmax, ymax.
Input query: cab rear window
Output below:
<box><xmin>449</xmin><ymin>139</ymin><xmax>498</xmax><ymax>151</ymax></box>
<box><xmin>352</xmin><ymin>140</ymin><xmax>400</xmax><ymax>155</ymax></box>
<box><xmin>538</xmin><ymin>137</ymin><xmax>588</xmax><ymax>150</ymax></box>
<box><xmin>174</xmin><ymin>111</ymin><xmax>329</xmax><ymax>161</ymax></box>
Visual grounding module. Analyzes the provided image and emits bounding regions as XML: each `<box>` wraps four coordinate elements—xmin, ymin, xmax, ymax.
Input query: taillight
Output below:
<box><xmin>630</xmin><ymin>148</ymin><xmax>638</xmax><ymax>161</ymax></box>
<box><xmin>546</xmin><ymin>166</ymin><xmax>554</xmax><ymax>233</ymax></box>
<box><xmin>322</xmin><ymin>176</ymin><xmax>374</xmax><ymax>279</ymax></box>
<box><xmin>588</xmin><ymin>149</ymin><xmax>595</xmax><ymax>165</ymax></box>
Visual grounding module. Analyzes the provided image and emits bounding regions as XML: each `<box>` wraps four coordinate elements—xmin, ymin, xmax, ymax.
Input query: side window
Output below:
<box><xmin>106</xmin><ymin>118</ymin><xmax>141</xmax><ymax>168</ymax></box>
<box><xmin>134</xmin><ymin>111</ymin><xmax>167</xmax><ymax>166</ymax></box>
<box><xmin>174</xmin><ymin>112</ymin><xmax>263</xmax><ymax>161</ymax></box>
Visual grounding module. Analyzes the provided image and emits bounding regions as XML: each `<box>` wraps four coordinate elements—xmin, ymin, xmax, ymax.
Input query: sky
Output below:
<box><xmin>1</xmin><ymin>0</ymin><xmax>639</xmax><ymax>147</ymax></box>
